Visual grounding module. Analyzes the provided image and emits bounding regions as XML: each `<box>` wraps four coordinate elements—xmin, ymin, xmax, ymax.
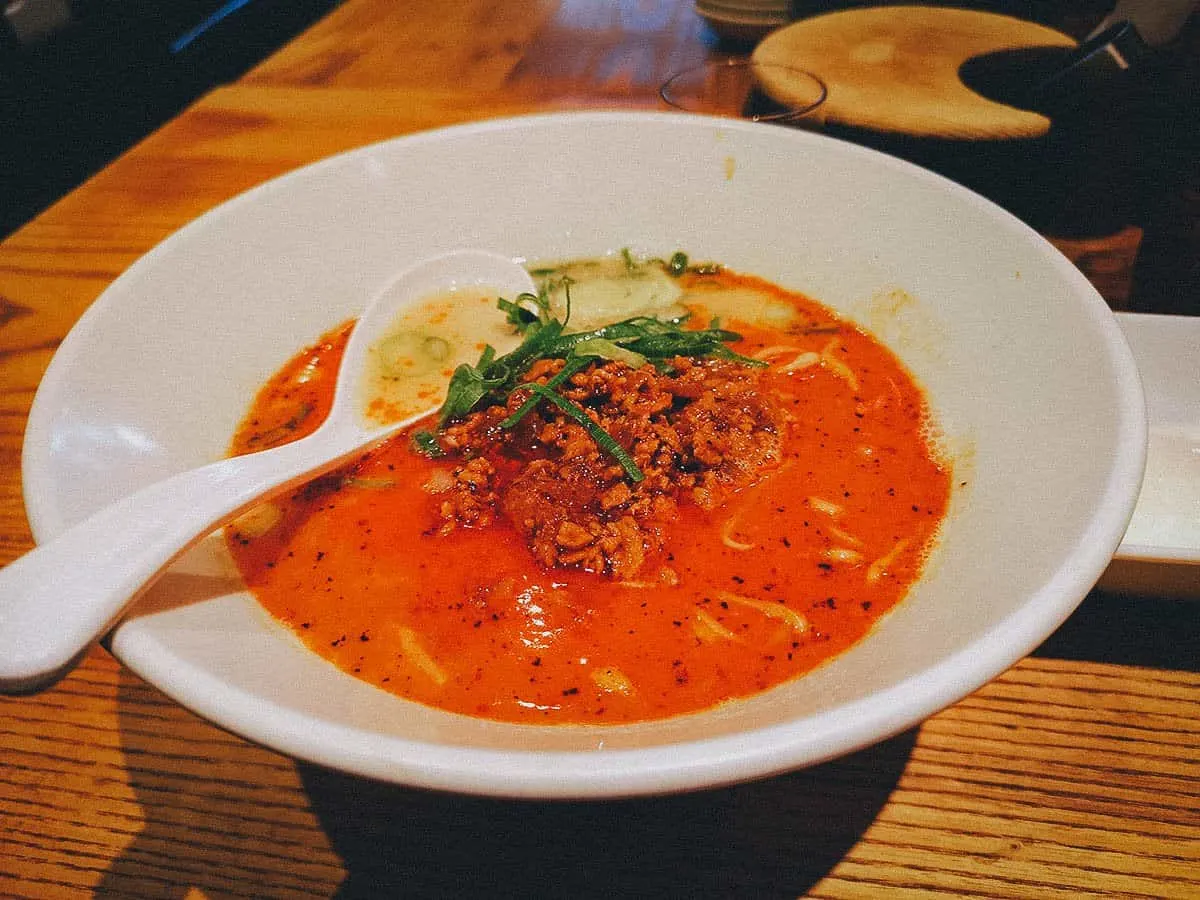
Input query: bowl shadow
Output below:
<box><xmin>1032</xmin><ymin>587</ymin><xmax>1200</xmax><ymax>672</ymax></box>
<box><xmin>94</xmin><ymin>664</ymin><xmax>917</xmax><ymax>898</ymax></box>
<box><xmin>298</xmin><ymin>729</ymin><xmax>916</xmax><ymax>899</ymax></box>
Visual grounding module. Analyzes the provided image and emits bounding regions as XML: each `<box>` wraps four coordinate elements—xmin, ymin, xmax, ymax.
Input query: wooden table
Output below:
<box><xmin>2</xmin><ymin>2</ymin><xmax>1197</xmax><ymax>896</ymax></box>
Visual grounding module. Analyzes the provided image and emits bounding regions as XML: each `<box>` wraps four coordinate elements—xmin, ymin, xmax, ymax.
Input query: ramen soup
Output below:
<box><xmin>226</xmin><ymin>253</ymin><xmax>951</xmax><ymax>724</ymax></box>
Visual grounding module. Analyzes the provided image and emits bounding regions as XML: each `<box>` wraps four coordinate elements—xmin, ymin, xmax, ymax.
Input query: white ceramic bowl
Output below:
<box><xmin>23</xmin><ymin>112</ymin><xmax>1144</xmax><ymax>798</ymax></box>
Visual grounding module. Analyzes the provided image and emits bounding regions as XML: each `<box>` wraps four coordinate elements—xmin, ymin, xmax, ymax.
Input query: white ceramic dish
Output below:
<box><xmin>1111</xmin><ymin>313</ymin><xmax>1200</xmax><ymax>563</ymax></box>
<box><xmin>22</xmin><ymin>112</ymin><xmax>1145</xmax><ymax>798</ymax></box>
<box><xmin>1099</xmin><ymin>312</ymin><xmax>1200</xmax><ymax>596</ymax></box>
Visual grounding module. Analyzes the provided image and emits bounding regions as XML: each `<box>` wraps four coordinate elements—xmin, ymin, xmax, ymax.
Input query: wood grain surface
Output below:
<box><xmin>1</xmin><ymin>1</ymin><xmax>1197</xmax><ymax>897</ymax></box>
<box><xmin>753</xmin><ymin>6</ymin><xmax>1076</xmax><ymax>138</ymax></box>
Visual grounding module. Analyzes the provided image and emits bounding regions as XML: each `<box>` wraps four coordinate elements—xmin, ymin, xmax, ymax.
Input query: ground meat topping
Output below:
<box><xmin>433</xmin><ymin>357</ymin><xmax>788</xmax><ymax>578</ymax></box>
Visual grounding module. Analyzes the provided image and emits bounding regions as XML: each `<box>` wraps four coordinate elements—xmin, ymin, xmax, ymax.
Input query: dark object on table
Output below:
<box><xmin>0</xmin><ymin>0</ymin><xmax>341</xmax><ymax>239</ymax></box>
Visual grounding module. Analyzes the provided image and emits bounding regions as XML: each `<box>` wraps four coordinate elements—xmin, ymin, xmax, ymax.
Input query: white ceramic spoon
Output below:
<box><xmin>0</xmin><ymin>250</ymin><xmax>536</xmax><ymax>694</ymax></box>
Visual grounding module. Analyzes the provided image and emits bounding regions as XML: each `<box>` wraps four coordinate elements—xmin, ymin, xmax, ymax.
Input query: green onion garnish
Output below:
<box><xmin>415</xmin><ymin>256</ymin><xmax>762</xmax><ymax>479</ymax></box>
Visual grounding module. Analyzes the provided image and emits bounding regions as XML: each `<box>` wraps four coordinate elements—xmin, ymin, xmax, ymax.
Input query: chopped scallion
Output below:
<box><xmin>425</xmin><ymin>263</ymin><xmax>760</xmax><ymax>480</ymax></box>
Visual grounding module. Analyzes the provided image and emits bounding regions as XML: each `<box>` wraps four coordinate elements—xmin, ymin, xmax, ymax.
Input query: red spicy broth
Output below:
<box><xmin>226</xmin><ymin>266</ymin><xmax>951</xmax><ymax>724</ymax></box>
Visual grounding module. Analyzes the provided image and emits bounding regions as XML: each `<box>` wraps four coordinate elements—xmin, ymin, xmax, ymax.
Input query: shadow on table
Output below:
<box><xmin>298</xmin><ymin>729</ymin><xmax>916</xmax><ymax>899</ymax></box>
<box><xmin>93</xmin><ymin>670</ymin><xmax>343</xmax><ymax>898</ymax></box>
<box><xmin>1032</xmin><ymin>588</ymin><xmax>1200</xmax><ymax>672</ymax></box>
<box><xmin>93</xmin><ymin>663</ymin><xmax>915</xmax><ymax>899</ymax></box>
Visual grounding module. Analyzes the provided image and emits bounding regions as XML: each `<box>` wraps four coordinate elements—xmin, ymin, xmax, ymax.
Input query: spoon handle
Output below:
<box><xmin>0</xmin><ymin>432</ymin><xmax>363</xmax><ymax>694</ymax></box>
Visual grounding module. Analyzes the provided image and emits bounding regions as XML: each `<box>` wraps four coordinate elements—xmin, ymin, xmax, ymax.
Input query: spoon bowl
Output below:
<box><xmin>0</xmin><ymin>250</ymin><xmax>535</xmax><ymax>694</ymax></box>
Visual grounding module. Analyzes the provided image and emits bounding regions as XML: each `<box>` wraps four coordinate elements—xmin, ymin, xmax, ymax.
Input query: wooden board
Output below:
<box><xmin>753</xmin><ymin>5</ymin><xmax>1077</xmax><ymax>139</ymax></box>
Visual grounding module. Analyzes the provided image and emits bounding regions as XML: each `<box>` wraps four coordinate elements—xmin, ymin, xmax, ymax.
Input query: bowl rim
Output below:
<box><xmin>21</xmin><ymin>111</ymin><xmax>1147</xmax><ymax>798</ymax></box>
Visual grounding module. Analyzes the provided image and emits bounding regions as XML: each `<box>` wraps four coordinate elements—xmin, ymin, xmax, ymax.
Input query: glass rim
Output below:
<box><xmin>659</xmin><ymin>58</ymin><xmax>828</xmax><ymax>123</ymax></box>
